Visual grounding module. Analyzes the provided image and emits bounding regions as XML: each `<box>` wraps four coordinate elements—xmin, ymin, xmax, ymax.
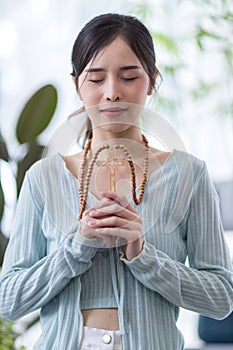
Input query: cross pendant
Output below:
<box><xmin>96</xmin><ymin>146</ymin><xmax>128</xmax><ymax>192</ymax></box>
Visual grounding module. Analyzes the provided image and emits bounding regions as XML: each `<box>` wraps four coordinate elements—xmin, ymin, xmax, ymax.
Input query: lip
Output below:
<box><xmin>100</xmin><ymin>107</ymin><xmax>128</xmax><ymax>116</ymax></box>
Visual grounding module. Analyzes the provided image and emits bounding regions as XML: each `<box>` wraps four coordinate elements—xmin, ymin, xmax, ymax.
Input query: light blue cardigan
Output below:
<box><xmin>0</xmin><ymin>150</ymin><xmax>232</xmax><ymax>350</ymax></box>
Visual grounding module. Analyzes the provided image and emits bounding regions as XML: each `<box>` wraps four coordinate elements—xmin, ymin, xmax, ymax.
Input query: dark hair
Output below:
<box><xmin>71</xmin><ymin>13</ymin><xmax>161</xmax><ymax>145</ymax></box>
<box><xmin>71</xmin><ymin>13</ymin><xmax>160</xmax><ymax>88</ymax></box>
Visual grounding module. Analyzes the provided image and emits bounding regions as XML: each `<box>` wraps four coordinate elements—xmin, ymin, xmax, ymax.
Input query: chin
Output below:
<box><xmin>99</xmin><ymin>123</ymin><xmax>132</xmax><ymax>134</ymax></box>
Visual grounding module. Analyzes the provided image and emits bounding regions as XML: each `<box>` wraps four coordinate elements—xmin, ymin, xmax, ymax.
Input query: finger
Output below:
<box><xmin>101</xmin><ymin>191</ymin><xmax>128</xmax><ymax>207</ymax></box>
<box><xmin>95</xmin><ymin>226</ymin><xmax>141</xmax><ymax>243</ymax></box>
<box><xmin>100</xmin><ymin>191</ymin><xmax>117</xmax><ymax>198</ymax></box>
<box><xmin>88</xmin><ymin>215</ymin><xmax>129</xmax><ymax>228</ymax></box>
<box><xmin>101</xmin><ymin>191</ymin><xmax>139</xmax><ymax>214</ymax></box>
<box><xmin>82</xmin><ymin>208</ymin><xmax>95</xmax><ymax>223</ymax></box>
<box><xmin>89</xmin><ymin>192</ymin><xmax>129</xmax><ymax>211</ymax></box>
<box><xmin>90</xmin><ymin>203</ymin><xmax>141</xmax><ymax>222</ymax></box>
<box><xmin>91</xmin><ymin>204</ymin><xmax>122</xmax><ymax>216</ymax></box>
<box><xmin>88</xmin><ymin>192</ymin><xmax>139</xmax><ymax>218</ymax></box>
<box><xmin>89</xmin><ymin>197</ymin><xmax>114</xmax><ymax>211</ymax></box>
<box><xmin>83</xmin><ymin>208</ymin><xmax>92</xmax><ymax>217</ymax></box>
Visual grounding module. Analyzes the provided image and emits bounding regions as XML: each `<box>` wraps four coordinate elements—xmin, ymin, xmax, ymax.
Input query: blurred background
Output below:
<box><xmin>0</xmin><ymin>0</ymin><xmax>232</xmax><ymax>349</ymax></box>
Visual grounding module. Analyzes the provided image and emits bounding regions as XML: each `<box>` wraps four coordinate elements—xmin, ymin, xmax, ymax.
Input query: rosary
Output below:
<box><xmin>78</xmin><ymin>135</ymin><xmax>150</xmax><ymax>220</ymax></box>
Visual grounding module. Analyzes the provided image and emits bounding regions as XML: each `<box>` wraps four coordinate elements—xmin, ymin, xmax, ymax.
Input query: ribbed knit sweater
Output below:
<box><xmin>0</xmin><ymin>150</ymin><xmax>232</xmax><ymax>350</ymax></box>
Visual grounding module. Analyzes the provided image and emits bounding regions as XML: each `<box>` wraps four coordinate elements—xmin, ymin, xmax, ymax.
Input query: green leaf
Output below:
<box><xmin>0</xmin><ymin>316</ymin><xmax>20</xmax><ymax>349</ymax></box>
<box><xmin>196</xmin><ymin>36</ymin><xmax>204</xmax><ymax>51</ymax></box>
<box><xmin>0</xmin><ymin>231</ymin><xmax>9</xmax><ymax>267</ymax></box>
<box><xmin>0</xmin><ymin>182</ymin><xmax>4</xmax><ymax>222</ymax></box>
<box><xmin>196</xmin><ymin>26</ymin><xmax>222</xmax><ymax>41</ymax></box>
<box><xmin>0</xmin><ymin>133</ymin><xmax>9</xmax><ymax>161</ymax></box>
<box><xmin>129</xmin><ymin>2</ymin><xmax>152</xmax><ymax>22</ymax></box>
<box><xmin>163</xmin><ymin>63</ymin><xmax>185</xmax><ymax>75</ymax></box>
<box><xmin>17</xmin><ymin>144</ymin><xmax>45</xmax><ymax>194</ymax></box>
<box><xmin>16</xmin><ymin>84</ymin><xmax>57</xmax><ymax>144</ymax></box>
<box><xmin>152</xmin><ymin>33</ymin><xmax>180</xmax><ymax>56</ymax></box>
<box><xmin>190</xmin><ymin>80</ymin><xmax>217</xmax><ymax>100</ymax></box>
<box><xmin>222</xmin><ymin>12</ymin><xmax>233</xmax><ymax>21</ymax></box>
<box><xmin>223</xmin><ymin>48</ymin><xmax>233</xmax><ymax>70</ymax></box>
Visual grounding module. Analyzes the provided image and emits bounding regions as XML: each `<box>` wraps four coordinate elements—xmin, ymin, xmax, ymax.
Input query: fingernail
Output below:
<box><xmin>88</xmin><ymin>220</ymin><xmax>97</xmax><ymax>226</ymax></box>
<box><xmin>89</xmin><ymin>210</ymin><xmax>97</xmax><ymax>217</ymax></box>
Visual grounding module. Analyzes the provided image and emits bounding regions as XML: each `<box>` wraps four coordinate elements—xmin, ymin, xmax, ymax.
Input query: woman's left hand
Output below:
<box><xmin>88</xmin><ymin>191</ymin><xmax>144</xmax><ymax>261</ymax></box>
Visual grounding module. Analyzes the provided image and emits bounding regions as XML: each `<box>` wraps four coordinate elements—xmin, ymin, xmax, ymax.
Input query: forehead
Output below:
<box><xmin>86</xmin><ymin>37</ymin><xmax>142</xmax><ymax>68</ymax></box>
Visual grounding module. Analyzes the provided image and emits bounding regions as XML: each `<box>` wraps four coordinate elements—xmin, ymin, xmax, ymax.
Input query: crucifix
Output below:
<box><xmin>96</xmin><ymin>146</ymin><xmax>128</xmax><ymax>192</ymax></box>
<box><xmin>78</xmin><ymin>135</ymin><xmax>149</xmax><ymax>219</ymax></box>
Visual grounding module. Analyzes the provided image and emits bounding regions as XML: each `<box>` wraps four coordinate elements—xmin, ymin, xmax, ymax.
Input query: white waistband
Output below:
<box><xmin>80</xmin><ymin>326</ymin><xmax>122</xmax><ymax>350</ymax></box>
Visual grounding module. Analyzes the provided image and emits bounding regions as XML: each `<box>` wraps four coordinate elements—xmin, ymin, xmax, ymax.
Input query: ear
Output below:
<box><xmin>71</xmin><ymin>75</ymin><xmax>76</xmax><ymax>85</ymax></box>
<box><xmin>72</xmin><ymin>75</ymin><xmax>83</xmax><ymax>101</ymax></box>
<box><xmin>147</xmin><ymin>70</ymin><xmax>159</xmax><ymax>95</ymax></box>
<box><xmin>147</xmin><ymin>84</ymin><xmax>153</xmax><ymax>96</ymax></box>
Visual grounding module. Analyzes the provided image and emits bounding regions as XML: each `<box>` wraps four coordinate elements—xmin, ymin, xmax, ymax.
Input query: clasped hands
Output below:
<box><xmin>79</xmin><ymin>191</ymin><xmax>144</xmax><ymax>261</ymax></box>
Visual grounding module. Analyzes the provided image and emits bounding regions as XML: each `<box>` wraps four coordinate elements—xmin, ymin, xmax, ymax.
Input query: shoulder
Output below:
<box><xmin>170</xmin><ymin>149</ymin><xmax>207</xmax><ymax>180</ymax></box>
<box><xmin>160</xmin><ymin>150</ymin><xmax>212</xmax><ymax>232</ymax></box>
<box><xmin>161</xmin><ymin>149</ymin><xmax>211</xmax><ymax>201</ymax></box>
<box><xmin>15</xmin><ymin>155</ymin><xmax>62</xmax><ymax>209</ymax></box>
<box><xmin>171</xmin><ymin>150</ymin><xmax>217</xmax><ymax>203</ymax></box>
<box><xmin>21</xmin><ymin>154</ymin><xmax>70</xmax><ymax>208</ymax></box>
<box><xmin>24</xmin><ymin>154</ymin><xmax>65</xmax><ymax>192</ymax></box>
<box><xmin>27</xmin><ymin>154</ymin><xmax>63</xmax><ymax>177</ymax></box>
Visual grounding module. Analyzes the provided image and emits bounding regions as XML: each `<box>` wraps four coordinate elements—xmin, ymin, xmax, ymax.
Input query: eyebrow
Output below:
<box><xmin>84</xmin><ymin>65</ymin><xmax>141</xmax><ymax>73</ymax></box>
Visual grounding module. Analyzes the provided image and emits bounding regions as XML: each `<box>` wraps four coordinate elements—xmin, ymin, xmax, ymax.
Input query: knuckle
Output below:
<box><xmin>138</xmin><ymin>217</ymin><xmax>142</xmax><ymax>225</ymax></box>
<box><xmin>113</xmin><ymin>204</ymin><xmax>121</xmax><ymax>213</ymax></box>
<box><xmin>111</xmin><ymin>216</ymin><xmax>118</xmax><ymax>225</ymax></box>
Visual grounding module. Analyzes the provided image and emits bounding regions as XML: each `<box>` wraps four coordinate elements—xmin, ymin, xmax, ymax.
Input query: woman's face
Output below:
<box><xmin>76</xmin><ymin>37</ymin><xmax>152</xmax><ymax>134</ymax></box>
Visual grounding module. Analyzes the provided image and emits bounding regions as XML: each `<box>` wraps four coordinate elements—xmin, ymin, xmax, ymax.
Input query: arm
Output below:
<box><xmin>121</xmin><ymin>162</ymin><xmax>233</xmax><ymax>319</ymax></box>
<box><xmin>0</xmin><ymin>166</ymin><xmax>97</xmax><ymax>321</ymax></box>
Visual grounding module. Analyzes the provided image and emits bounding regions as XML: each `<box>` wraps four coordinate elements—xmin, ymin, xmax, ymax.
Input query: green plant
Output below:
<box><xmin>130</xmin><ymin>0</ymin><xmax>233</xmax><ymax>118</ymax></box>
<box><xmin>0</xmin><ymin>316</ymin><xmax>26</xmax><ymax>349</ymax></box>
<box><xmin>16</xmin><ymin>84</ymin><xmax>58</xmax><ymax>192</ymax></box>
<box><xmin>0</xmin><ymin>83</ymin><xmax>57</xmax><ymax>347</ymax></box>
<box><xmin>0</xmin><ymin>83</ymin><xmax>58</xmax><ymax>265</ymax></box>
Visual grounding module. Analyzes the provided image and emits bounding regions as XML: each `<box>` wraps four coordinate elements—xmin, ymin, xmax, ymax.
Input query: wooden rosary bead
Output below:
<box><xmin>78</xmin><ymin>135</ymin><xmax>150</xmax><ymax>220</ymax></box>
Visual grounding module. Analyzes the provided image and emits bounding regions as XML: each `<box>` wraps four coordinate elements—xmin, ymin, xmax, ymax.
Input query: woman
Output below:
<box><xmin>0</xmin><ymin>13</ymin><xmax>232</xmax><ymax>350</ymax></box>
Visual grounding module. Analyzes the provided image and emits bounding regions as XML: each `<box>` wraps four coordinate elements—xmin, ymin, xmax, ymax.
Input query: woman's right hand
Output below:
<box><xmin>79</xmin><ymin>197</ymin><xmax>119</xmax><ymax>248</ymax></box>
<box><xmin>79</xmin><ymin>208</ymin><xmax>98</xmax><ymax>240</ymax></box>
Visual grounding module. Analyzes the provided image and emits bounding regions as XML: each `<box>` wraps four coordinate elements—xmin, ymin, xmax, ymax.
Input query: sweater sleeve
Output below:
<box><xmin>0</xmin><ymin>168</ymin><xmax>97</xmax><ymax>321</ymax></box>
<box><xmin>121</xmin><ymin>162</ymin><xmax>233</xmax><ymax>320</ymax></box>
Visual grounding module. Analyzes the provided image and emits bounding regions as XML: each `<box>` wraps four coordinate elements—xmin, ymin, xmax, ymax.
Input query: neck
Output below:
<box><xmin>86</xmin><ymin>136</ymin><xmax>148</xmax><ymax>169</ymax></box>
<box><xmin>90</xmin><ymin>127</ymin><xmax>144</xmax><ymax>150</ymax></box>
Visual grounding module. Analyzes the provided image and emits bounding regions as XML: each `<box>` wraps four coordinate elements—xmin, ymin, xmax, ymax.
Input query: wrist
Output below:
<box><xmin>125</xmin><ymin>239</ymin><xmax>145</xmax><ymax>261</ymax></box>
<box><xmin>74</xmin><ymin>228</ymin><xmax>103</xmax><ymax>248</ymax></box>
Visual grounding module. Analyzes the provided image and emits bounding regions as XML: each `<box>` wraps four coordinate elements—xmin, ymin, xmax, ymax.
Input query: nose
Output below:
<box><xmin>104</xmin><ymin>78</ymin><xmax>121</xmax><ymax>101</ymax></box>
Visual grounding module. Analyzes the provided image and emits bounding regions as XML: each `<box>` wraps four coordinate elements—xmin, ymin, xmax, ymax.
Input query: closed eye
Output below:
<box><xmin>122</xmin><ymin>77</ymin><xmax>138</xmax><ymax>81</ymax></box>
<box><xmin>89</xmin><ymin>79</ymin><xmax>104</xmax><ymax>83</ymax></box>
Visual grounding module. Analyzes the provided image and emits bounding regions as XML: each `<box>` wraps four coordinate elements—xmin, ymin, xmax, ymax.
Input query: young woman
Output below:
<box><xmin>0</xmin><ymin>13</ymin><xmax>232</xmax><ymax>350</ymax></box>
